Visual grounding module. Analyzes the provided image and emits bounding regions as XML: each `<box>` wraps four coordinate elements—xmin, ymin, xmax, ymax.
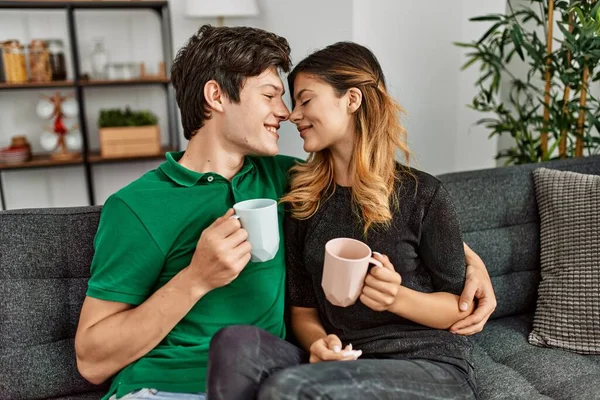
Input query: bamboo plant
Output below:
<box><xmin>456</xmin><ymin>0</ymin><xmax>600</xmax><ymax>165</ymax></box>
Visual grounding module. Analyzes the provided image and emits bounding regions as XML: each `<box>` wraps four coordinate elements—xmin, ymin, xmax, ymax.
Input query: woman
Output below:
<box><xmin>208</xmin><ymin>42</ymin><xmax>479</xmax><ymax>400</ymax></box>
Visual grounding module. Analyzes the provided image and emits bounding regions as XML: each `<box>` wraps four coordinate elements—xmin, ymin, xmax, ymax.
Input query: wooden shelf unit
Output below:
<box><xmin>0</xmin><ymin>0</ymin><xmax>178</xmax><ymax>210</ymax></box>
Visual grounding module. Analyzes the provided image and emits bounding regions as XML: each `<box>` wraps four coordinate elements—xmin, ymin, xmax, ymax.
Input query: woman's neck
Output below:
<box><xmin>330</xmin><ymin>136</ymin><xmax>355</xmax><ymax>187</ymax></box>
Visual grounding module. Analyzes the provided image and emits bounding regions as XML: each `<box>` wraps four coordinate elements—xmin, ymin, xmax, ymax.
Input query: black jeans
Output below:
<box><xmin>207</xmin><ymin>325</ymin><xmax>477</xmax><ymax>400</ymax></box>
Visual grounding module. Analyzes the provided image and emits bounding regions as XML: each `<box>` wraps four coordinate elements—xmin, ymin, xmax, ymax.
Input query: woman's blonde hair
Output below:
<box><xmin>281</xmin><ymin>42</ymin><xmax>413</xmax><ymax>235</ymax></box>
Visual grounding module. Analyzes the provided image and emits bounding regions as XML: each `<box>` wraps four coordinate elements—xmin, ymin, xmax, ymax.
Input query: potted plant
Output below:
<box><xmin>456</xmin><ymin>0</ymin><xmax>600</xmax><ymax>165</ymax></box>
<box><xmin>98</xmin><ymin>107</ymin><xmax>160</xmax><ymax>158</ymax></box>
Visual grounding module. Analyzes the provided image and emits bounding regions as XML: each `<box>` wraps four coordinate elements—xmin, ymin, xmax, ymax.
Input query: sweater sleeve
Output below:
<box><xmin>284</xmin><ymin>206</ymin><xmax>318</xmax><ymax>308</ymax></box>
<box><xmin>417</xmin><ymin>182</ymin><xmax>466</xmax><ymax>296</ymax></box>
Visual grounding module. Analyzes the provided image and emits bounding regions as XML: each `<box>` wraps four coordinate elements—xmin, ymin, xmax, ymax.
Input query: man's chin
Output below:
<box><xmin>248</xmin><ymin>146</ymin><xmax>279</xmax><ymax>157</ymax></box>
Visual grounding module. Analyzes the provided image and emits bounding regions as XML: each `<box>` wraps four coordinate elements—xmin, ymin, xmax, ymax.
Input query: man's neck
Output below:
<box><xmin>178</xmin><ymin>127</ymin><xmax>245</xmax><ymax>181</ymax></box>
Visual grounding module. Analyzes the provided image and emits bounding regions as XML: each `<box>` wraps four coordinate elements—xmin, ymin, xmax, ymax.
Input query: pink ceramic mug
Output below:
<box><xmin>321</xmin><ymin>238</ymin><xmax>383</xmax><ymax>307</ymax></box>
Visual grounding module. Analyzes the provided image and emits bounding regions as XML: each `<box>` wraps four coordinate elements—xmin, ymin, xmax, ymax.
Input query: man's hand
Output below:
<box><xmin>309</xmin><ymin>334</ymin><xmax>361</xmax><ymax>363</ymax></box>
<box><xmin>187</xmin><ymin>209</ymin><xmax>252</xmax><ymax>294</ymax></box>
<box><xmin>449</xmin><ymin>243</ymin><xmax>497</xmax><ymax>335</ymax></box>
<box><xmin>359</xmin><ymin>252</ymin><xmax>402</xmax><ymax>312</ymax></box>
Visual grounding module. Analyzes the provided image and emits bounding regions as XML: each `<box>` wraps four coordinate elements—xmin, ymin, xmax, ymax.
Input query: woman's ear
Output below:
<box><xmin>347</xmin><ymin>88</ymin><xmax>363</xmax><ymax>114</ymax></box>
<box><xmin>204</xmin><ymin>80</ymin><xmax>225</xmax><ymax>113</ymax></box>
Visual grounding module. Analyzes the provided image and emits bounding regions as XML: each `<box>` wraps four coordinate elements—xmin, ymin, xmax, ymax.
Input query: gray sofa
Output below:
<box><xmin>2</xmin><ymin>155</ymin><xmax>600</xmax><ymax>400</ymax></box>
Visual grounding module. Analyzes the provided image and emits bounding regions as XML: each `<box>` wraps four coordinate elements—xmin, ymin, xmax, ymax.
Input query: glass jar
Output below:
<box><xmin>29</xmin><ymin>39</ymin><xmax>52</xmax><ymax>82</ymax></box>
<box><xmin>91</xmin><ymin>38</ymin><xmax>109</xmax><ymax>80</ymax></box>
<box><xmin>0</xmin><ymin>42</ymin><xmax>6</xmax><ymax>83</ymax></box>
<box><xmin>47</xmin><ymin>39</ymin><xmax>67</xmax><ymax>81</ymax></box>
<box><xmin>2</xmin><ymin>40</ymin><xmax>27</xmax><ymax>84</ymax></box>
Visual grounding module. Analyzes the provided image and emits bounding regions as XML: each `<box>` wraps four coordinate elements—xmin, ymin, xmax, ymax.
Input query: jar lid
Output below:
<box><xmin>47</xmin><ymin>39</ymin><xmax>64</xmax><ymax>52</ymax></box>
<box><xmin>29</xmin><ymin>39</ymin><xmax>47</xmax><ymax>49</ymax></box>
<box><xmin>3</xmin><ymin>40</ymin><xmax>21</xmax><ymax>48</ymax></box>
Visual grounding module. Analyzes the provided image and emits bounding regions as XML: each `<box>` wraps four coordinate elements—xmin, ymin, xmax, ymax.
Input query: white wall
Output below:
<box><xmin>0</xmin><ymin>0</ymin><xmax>503</xmax><ymax>210</ymax></box>
<box><xmin>353</xmin><ymin>0</ymin><xmax>504</xmax><ymax>175</ymax></box>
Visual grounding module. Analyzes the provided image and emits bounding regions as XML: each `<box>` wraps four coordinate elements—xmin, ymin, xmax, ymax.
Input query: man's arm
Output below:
<box><xmin>75</xmin><ymin>268</ymin><xmax>207</xmax><ymax>384</ymax></box>
<box><xmin>449</xmin><ymin>243</ymin><xmax>497</xmax><ymax>335</ymax></box>
<box><xmin>75</xmin><ymin>209</ymin><xmax>251</xmax><ymax>384</ymax></box>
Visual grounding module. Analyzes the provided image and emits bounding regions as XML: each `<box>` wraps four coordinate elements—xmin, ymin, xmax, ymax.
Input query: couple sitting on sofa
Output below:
<box><xmin>74</xmin><ymin>25</ymin><xmax>496</xmax><ymax>400</ymax></box>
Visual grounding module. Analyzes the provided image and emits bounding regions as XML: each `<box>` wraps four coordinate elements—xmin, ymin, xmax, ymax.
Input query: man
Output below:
<box><xmin>75</xmin><ymin>25</ymin><xmax>496</xmax><ymax>400</ymax></box>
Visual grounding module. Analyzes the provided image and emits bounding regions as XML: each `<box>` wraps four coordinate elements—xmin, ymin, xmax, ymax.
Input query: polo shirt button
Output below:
<box><xmin>207</xmin><ymin>176</ymin><xmax>214</xmax><ymax>182</ymax></box>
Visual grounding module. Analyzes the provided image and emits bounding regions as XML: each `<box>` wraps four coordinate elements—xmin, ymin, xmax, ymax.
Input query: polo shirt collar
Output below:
<box><xmin>159</xmin><ymin>151</ymin><xmax>255</xmax><ymax>187</ymax></box>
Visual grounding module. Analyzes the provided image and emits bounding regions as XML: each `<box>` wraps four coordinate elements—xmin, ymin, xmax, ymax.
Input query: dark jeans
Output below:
<box><xmin>207</xmin><ymin>325</ymin><xmax>477</xmax><ymax>400</ymax></box>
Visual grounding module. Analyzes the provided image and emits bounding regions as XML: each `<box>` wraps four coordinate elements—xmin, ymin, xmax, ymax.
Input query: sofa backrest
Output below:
<box><xmin>439</xmin><ymin>155</ymin><xmax>600</xmax><ymax>319</ymax></box>
<box><xmin>0</xmin><ymin>206</ymin><xmax>106</xmax><ymax>399</ymax></box>
<box><xmin>3</xmin><ymin>156</ymin><xmax>600</xmax><ymax>399</ymax></box>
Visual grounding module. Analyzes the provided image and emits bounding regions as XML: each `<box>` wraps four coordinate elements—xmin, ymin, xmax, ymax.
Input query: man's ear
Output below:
<box><xmin>347</xmin><ymin>88</ymin><xmax>362</xmax><ymax>114</ymax></box>
<box><xmin>204</xmin><ymin>80</ymin><xmax>225</xmax><ymax>113</ymax></box>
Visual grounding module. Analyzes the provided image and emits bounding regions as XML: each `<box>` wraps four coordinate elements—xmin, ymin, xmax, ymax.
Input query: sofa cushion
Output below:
<box><xmin>48</xmin><ymin>393</ymin><xmax>104</xmax><ymax>400</ymax></box>
<box><xmin>472</xmin><ymin>314</ymin><xmax>600</xmax><ymax>400</ymax></box>
<box><xmin>439</xmin><ymin>155</ymin><xmax>600</xmax><ymax>319</ymax></box>
<box><xmin>528</xmin><ymin>168</ymin><xmax>600</xmax><ymax>354</ymax></box>
<box><xmin>0</xmin><ymin>207</ymin><xmax>107</xmax><ymax>400</ymax></box>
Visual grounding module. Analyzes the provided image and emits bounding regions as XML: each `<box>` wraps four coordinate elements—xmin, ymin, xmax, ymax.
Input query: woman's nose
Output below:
<box><xmin>290</xmin><ymin>107</ymin><xmax>302</xmax><ymax>124</ymax></box>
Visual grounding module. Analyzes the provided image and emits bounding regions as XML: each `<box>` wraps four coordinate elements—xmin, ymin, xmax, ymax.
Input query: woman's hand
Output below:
<box><xmin>309</xmin><ymin>334</ymin><xmax>361</xmax><ymax>363</ymax></box>
<box><xmin>359</xmin><ymin>252</ymin><xmax>402</xmax><ymax>312</ymax></box>
<box><xmin>449</xmin><ymin>243</ymin><xmax>497</xmax><ymax>335</ymax></box>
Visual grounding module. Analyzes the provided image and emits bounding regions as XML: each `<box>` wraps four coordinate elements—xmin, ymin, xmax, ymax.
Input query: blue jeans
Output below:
<box><xmin>109</xmin><ymin>389</ymin><xmax>206</xmax><ymax>400</ymax></box>
<box><xmin>207</xmin><ymin>325</ymin><xmax>477</xmax><ymax>400</ymax></box>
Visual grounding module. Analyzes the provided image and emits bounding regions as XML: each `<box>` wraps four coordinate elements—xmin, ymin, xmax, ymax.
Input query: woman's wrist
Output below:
<box><xmin>390</xmin><ymin>285</ymin><xmax>410</xmax><ymax>316</ymax></box>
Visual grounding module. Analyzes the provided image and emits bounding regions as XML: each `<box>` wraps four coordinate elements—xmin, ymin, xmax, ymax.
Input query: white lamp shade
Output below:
<box><xmin>185</xmin><ymin>0</ymin><xmax>260</xmax><ymax>18</ymax></box>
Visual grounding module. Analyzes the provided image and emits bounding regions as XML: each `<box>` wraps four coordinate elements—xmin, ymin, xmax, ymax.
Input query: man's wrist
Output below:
<box><xmin>174</xmin><ymin>266</ymin><xmax>211</xmax><ymax>303</ymax></box>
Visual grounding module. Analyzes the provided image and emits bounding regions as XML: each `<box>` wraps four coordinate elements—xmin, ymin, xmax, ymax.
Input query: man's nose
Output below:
<box><xmin>276</xmin><ymin>102</ymin><xmax>290</xmax><ymax>121</ymax></box>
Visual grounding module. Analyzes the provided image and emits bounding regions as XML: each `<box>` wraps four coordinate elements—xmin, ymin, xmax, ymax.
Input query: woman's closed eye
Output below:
<box><xmin>264</xmin><ymin>94</ymin><xmax>275</xmax><ymax>99</ymax></box>
<box><xmin>301</xmin><ymin>99</ymin><xmax>311</xmax><ymax>106</ymax></box>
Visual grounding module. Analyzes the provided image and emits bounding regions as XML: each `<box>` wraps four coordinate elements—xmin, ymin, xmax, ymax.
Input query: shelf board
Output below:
<box><xmin>79</xmin><ymin>78</ymin><xmax>170</xmax><ymax>87</ymax></box>
<box><xmin>0</xmin><ymin>81</ymin><xmax>75</xmax><ymax>90</ymax></box>
<box><xmin>88</xmin><ymin>146</ymin><xmax>173</xmax><ymax>164</ymax></box>
<box><xmin>0</xmin><ymin>153</ymin><xmax>84</xmax><ymax>171</ymax></box>
<box><xmin>0</xmin><ymin>79</ymin><xmax>170</xmax><ymax>90</ymax></box>
<box><xmin>0</xmin><ymin>1</ymin><xmax>168</xmax><ymax>10</ymax></box>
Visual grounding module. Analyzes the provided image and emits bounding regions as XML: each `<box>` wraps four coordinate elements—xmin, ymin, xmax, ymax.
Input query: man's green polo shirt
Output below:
<box><xmin>86</xmin><ymin>151</ymin><xmax>299</xmax><ymax>399</ymax></box>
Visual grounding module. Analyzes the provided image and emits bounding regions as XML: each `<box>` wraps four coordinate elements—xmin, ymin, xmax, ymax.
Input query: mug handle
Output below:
<box><xmin>229</xmin><ymin>214</ymin><xmax>241</xmax><ymax>220</ymax></box>
<box><xmin>369</xmin><ymin>257</ymin><xmax>383</xmax><ymax>268</ymax></box>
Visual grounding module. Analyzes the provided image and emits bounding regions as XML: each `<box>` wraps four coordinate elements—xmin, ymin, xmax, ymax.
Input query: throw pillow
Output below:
<box><xmin>529</xmin><ymin>167</ymin><xmax>600</xmax><ymax>354</ymax></box>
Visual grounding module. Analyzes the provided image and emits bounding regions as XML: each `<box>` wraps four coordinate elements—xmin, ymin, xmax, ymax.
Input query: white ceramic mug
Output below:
<box><xmin>232</xmin><ymin>198</ymin><xmax>279</xmax><ymax>262</ymax></box>
<box><xmin>321</xmin><ymin>238</ymin><xmax>382</xmax><ymax>307</ymax></box>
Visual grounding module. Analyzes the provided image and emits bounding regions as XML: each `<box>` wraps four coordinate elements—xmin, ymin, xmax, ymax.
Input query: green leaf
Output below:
<box><xmin>511</xmin><ymin>25</ymin><xmax>525</xmax><ymax>60</ymax></box>
<box><xmin>570</xmin><ymin>7</ymin><xmax>587</xmax><ymax>26</ymax></box>
<box><xmin>557</xmin><ymin>21</ymin><xmax>577</xmax><ymax>44</ymax></box>
<box><xmin>593</xmin><ymin>1</ymin><xmax>600</xmax><ymax>20</ymax></box>
<box><xmin>470</xmin><ymin>14</ymin><xmax>504</xmax><ymax>22</ymax></box>
<box><xmin>453</xmin><ymin>42</ymin><xmax>475</xmax><ymax>48</ymax></box>
<box><xmin>477</xmin><ymin>21</ymin><xmax>505</xmax><ymax>44</ymax></box>
<box><xmin>460</xmin><ymin>56</ymin><xmax>480</xmax><ymax>71</ymax></box>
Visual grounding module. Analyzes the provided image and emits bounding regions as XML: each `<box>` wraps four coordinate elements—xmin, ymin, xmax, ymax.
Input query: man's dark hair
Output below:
<box><xmin>171</xmin><ymin>25</ymin><xmax>291</xmax><ymax>140</ymax></box>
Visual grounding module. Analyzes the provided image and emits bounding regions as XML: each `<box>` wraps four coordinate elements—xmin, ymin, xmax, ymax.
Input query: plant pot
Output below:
<box><xmin>99</xmin><ymin>125</ymin><xmax>161</xmax><ymax>158</ymax></box>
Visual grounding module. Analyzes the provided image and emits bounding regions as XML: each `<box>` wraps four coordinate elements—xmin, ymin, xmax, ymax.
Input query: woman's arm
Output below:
<box><xmin>284</xmin><ymin>209</ymin><xmax>359</xmax><ymax>363</ymax></box>
<box><xmin>360</xmin><ymin>254</ymin><xmax>474</xmax><ymax>329</ymax></box>
<box><xmin>291</xmin><ymin>306</ymin><xmax>329</xmax><ymax>352</ymax></box>
<box><xmin>391</xmin><ymin>286</ymin><xmax>475</xmax><ymax>329</ymax></box>
<box><xmin>361</xmin><ymin>181</ymin><xmax>479</xmax><ymax>330</ymax></box>
<box><xmin>291</xmin><ymin>306</ymin><xmax>360</xmax><ymax>362</ymax></box>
